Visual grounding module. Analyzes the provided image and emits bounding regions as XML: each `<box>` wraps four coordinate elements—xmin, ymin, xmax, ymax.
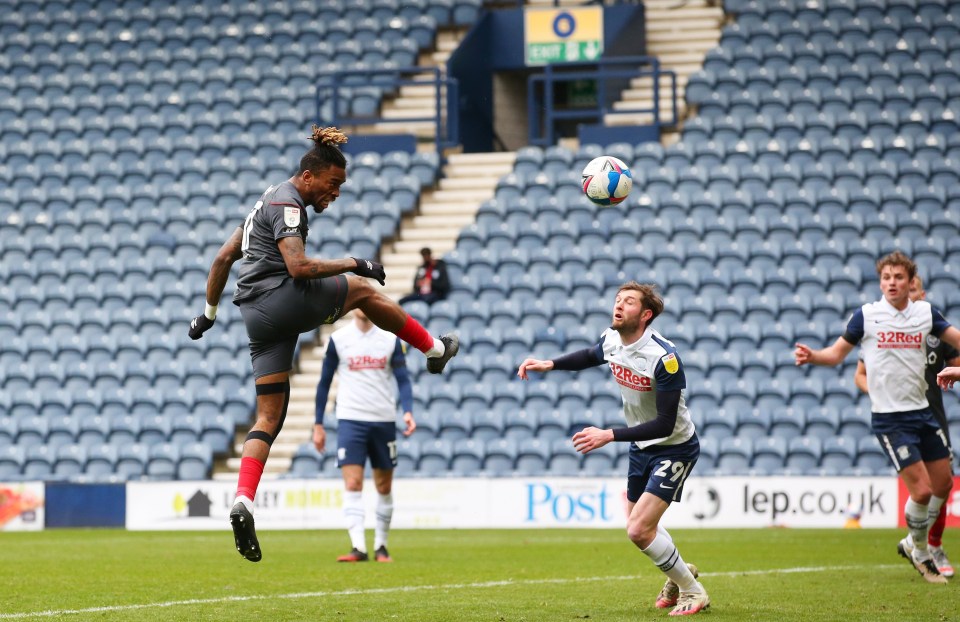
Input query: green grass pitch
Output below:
<box><xmin>1</xmin><ymin>528</ymin><xmax>956</xmax><ymax>621</ymax></box>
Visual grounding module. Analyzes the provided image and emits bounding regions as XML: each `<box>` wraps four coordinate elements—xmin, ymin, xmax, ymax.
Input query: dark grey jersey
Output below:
<box><xmin>234</xmin><ymin>181</ymin><xmax>309</xmax><ymax>304</ymax></box>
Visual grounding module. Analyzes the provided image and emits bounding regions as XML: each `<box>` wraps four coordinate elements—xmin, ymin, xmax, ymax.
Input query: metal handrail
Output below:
<box><xmin>315</xmin><ymin>66</ymin><xmax>460</xmax><ymax>155</ymax></box>
<box><xmin>527</xmin><ymin>55</ymin><xmax>678</xmax><ymax>146</ymax></box>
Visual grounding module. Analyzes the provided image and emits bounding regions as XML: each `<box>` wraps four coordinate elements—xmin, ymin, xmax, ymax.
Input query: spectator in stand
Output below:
<box><xmin>399</xmin><ymin>247</ymin><xmax>450</xmax><ymax>305</ymax></box>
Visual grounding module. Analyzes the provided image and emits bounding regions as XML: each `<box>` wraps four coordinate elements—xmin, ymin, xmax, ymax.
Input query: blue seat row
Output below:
<box><xmin>0</xmin><ymin>441</ymin><xmax>215</xmax><ymax>482</ymax></box>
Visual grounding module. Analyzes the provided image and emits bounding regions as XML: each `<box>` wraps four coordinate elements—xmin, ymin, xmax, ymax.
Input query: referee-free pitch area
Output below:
<box><xmin>1</xmin><ymin>528</ymin><xmax>955</xmax><ymax>621</ymax></box>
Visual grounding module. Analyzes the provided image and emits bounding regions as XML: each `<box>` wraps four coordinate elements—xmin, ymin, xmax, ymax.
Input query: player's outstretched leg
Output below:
<box><xmin>345</xmin><ymin>278</ymin><xmax>460</xmax><ymax>373</ymax></box>
<box><xmin>230</xmin><ymin>502</ymin><xmax>262</xmax><ymax>562</ymax></box>
<box><xmin>656</xmin><ymin>563</ymin><xmax>699</xmax><ymax>609</ymax></box>
<box><xmin>426</xmin><ymin>333</ymin><xmax>459</xmax><ymax>374</ymax></box>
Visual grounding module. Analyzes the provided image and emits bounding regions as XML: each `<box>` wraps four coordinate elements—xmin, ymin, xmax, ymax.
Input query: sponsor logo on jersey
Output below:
<box><xmin>661</xmin><ymin>353</ymin><xmax>679</xmax><ymax>374</ymax></box>
<box><xmin>284</xmin><ymin>206</ymin><xmax>301</xmax><ymax>227</ymax></box>
<box><xmin>348</xmin><ymin>355</ymin><xmax>388</xmax><ymax>371</ymax></box>
<box><xmin>609</xmin><ymin>362</ymin><xmax>652</xmax><ymax>391</ymax></box>
<box><xmin>877</xmin><ymin>331</ymin><xmax>922</xmax><ymax>349</ymax></box>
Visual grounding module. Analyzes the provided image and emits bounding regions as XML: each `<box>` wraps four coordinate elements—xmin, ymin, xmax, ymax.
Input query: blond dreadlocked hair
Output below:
<box><xmin>297</xmin><ymin>125</ymin><xmax>348</xmax><ymax>174</ymax></box>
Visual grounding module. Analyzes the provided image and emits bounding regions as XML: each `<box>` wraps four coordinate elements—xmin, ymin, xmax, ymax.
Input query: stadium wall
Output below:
<box><xmin>6</xmin><ymin>477</ymin><xmax>960</xmax><ymax>531</ymax></box>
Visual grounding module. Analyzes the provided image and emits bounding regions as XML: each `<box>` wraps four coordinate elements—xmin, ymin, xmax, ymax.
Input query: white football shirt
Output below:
<box><xmin>844</xmin><ymin>298</ymin><xmax>951</xmax><ymax>413</ymax></box>
<box><xmin>329</xmin><ymin>323</ymin><xmax>404</xmax><ymax>423</ymax></box>
<box><xmin>599</xmin><ymin>326</ymin><xmax>695</xmax><ymax>449</ymax></box>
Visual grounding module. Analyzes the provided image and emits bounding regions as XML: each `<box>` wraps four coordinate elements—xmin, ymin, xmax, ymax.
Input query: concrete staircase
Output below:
<box><xmin>606</xmin><ymin>0</ymin><xmax>726</xmax><ymax>139</ymax></box>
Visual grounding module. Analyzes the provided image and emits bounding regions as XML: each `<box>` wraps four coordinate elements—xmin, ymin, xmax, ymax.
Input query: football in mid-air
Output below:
<box><xmin>581</xmin><ymin>155</ymin><xmax>633</xmax><ymax>206</ymax></box>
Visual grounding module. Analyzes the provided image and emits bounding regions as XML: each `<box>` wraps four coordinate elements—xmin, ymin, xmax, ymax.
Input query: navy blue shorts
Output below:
<box><xmin>873</xmin><ymin>409</ymin><xmax>951</xmax><ymax>471</ymax></box>
<box><xmin>337</xmin><ymin>419</ymin><xmax>398</xmax><ymax>470</ymax></box>
<box><xmin>626</xmin><ymin>435</ymin><xmax>700</xmax><ymax>504</ymax></box>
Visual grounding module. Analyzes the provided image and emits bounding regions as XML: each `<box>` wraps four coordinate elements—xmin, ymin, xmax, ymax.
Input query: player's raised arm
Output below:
<box><xmin>794</xmin><ymin>337</ymin><xmax>855</xmax><ymax>366</ymax></box>
<box><xmin>519</xmin><ymin>339</ymin><xmax>606</xmax><ymax>380</ymax></box>
<box><xmin>188</xmin><ymin>226</ymin><xmax>243</xmax><ymax>340</ymax></box>
<box><xmin>517</xmin><ymin>357</ymin><xmax>554</xmax><ymax>380</ymax></box>
<box><xmin>277</xmin><ymin>236</ymin><xmax>385</xmax><ymax>285</ymax></box>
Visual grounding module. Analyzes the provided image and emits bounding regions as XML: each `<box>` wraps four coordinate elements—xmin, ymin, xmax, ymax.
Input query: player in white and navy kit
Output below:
<box><xmin>315</xmin><ymin>309</ymin><xmax>415</xmax><ymax>563</ymax></box>
<box><xmin>518</xmin><ymin>282</ymin><xmax>710</xmax><ymax>617</ymax></box>
<box><xmin>854</xmin><ymin>275</ymin><xmax>960</xmax><ymax>577</ymax></box>
<box><xmin>796</xmin><ymin>251</ymin><xmax>960</xmax><ymax>584</ymax></box>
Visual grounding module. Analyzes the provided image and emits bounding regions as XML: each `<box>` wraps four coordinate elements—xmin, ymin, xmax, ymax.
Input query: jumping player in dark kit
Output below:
<box><xmin>188</xmin><ymin>126</ymin><xmax>458</xmax><ymax>562</ymax></box>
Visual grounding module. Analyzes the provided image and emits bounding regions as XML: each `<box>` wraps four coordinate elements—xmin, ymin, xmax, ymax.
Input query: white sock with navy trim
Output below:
<box><xmin>344</xmin><ymin>490</ymin><xmax>366</xmax><ymax>553</ymax></box>
<box><xmin>641</xmin><ymin>533</ymin><xmax>701</xmax><ymax>593</ymax></box>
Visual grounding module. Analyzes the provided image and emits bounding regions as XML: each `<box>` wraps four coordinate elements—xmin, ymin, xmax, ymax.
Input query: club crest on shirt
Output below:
<box><xmin>661</xmin><ymin>353</ymin><xmax>679</xmax><ymax>374</ymax></box>
<box><xmin>927</xmin><ymin>335</ymin><xmax>940</xmax><ymax>348</ymax></box>
<box><xmin>284</xmin><ymin>206</ymin><xmax>301</xmax><ymax>227</ymax></box>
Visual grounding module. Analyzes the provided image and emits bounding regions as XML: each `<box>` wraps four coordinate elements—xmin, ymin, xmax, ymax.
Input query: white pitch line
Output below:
<box><xmin>0</xmin><ymin>564</ymin><xmax>905</xmax><ymax>620</ymax></box>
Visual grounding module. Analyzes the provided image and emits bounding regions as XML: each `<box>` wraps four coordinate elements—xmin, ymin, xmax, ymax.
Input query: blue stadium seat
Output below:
<box><xmin>736</xmin><ymin>409</ymin><xmax>770</xmax><ymax>440</ymax></box>
<box><xmin>177</xmin><ymin>442</ymin><xmax>212</xmax><ymax>480</ymax></box>
<box><xmin>448</xmin><ymin>438</ymin><xmax>484</xmax><ymax>476</ymax></box>
<box><xmin>514</xmin><ymin>438</ymin><xmax>551</xmax><ymax>476</ymax></box>
<box><xmin>84</xmin><ymin>445</ymin><xmax>118</xmax><ymax>480</ymax></box>
<box><xmin>785</xmin><ymin>436</ymin><xmax>822</xmax><ymax>473</ymax></box>
<box><xmin>581</xmin><ymin>442</ymin><xmax>619</xmax><ymax>477</ymax></box>
<box><xmin>0</xmin><ymin>445</ymin><xmax>24</xmax><ymax>480</ymax></box>
<box><xmin>470</xmin><ymin>409</ymin><xmax>503</xmax><ymax>442</ymax></box>
<box><xmin>390</xmin><ymin>438</ymin><xmax>418</xmax><ymax>477</ymax></box>
<box><xmin>855</xmin><ymin>436</ymin><xmax>891</xmax><ymax>474</ymax></box>
<box><xmin>22</xmin><ymin>445</ymin><xmax>55</xmax><ymax>480</ymax></box>
<box><xmin>483</xmin><ymin>438</ymin><xmax>517</xmax><ymax>477</ymax></box>
<box><xmin>53</xmin><ymin>445</ymin><xmax>86</xmax><ymax>479</ymax></box>
<box><xmin>751</xmin><ymin>437</ymin><xmax>787</xmax><ymax>473</ymax></box>
<box><xmin>289</xmin><ymin>443</ymin><xmax>322</xmax><ymax>478</ymax></box>
<box><xmin>820</xmin><ymin>437</ymin><xmax>856</xmax><ymax>471</ymax></box>
<box><xmin>716</xmin><ymin>437</ymin><xmax>752</xmax><ymax>473</ymax></box>
<box><xmin>436</xmin><ymin>409</ymin><xmax>471</xmax><ymax>441</ymax></box>
<box><xmin>145</xmin><ymin>443</ymin><xmax>180</xmax><ymax>480</ymax></box>
<box><xmin>548</xmin><ymin>439</ymin><xmax>582</xmax><ymax>476</ymax></box>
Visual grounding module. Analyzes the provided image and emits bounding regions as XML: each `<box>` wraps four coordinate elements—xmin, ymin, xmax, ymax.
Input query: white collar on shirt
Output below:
<box><xmin>879</xmin><ymin>296</ymin><xmax>912</xmax><ymax>318</ymax></box>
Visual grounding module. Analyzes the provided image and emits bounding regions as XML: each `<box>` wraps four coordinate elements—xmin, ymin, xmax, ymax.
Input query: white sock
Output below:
<box><xmin>641</xmin><ymin>533</ymin><xmax>701</xmax><ymax>593</ymax></box>
<box><xmin>234</xmin><ymin>495</ymin><xmax>254</xmax><ymax>513</ymax></box>
<box><xmin>657</xmin><ymin>525</ymin><xmax>674</xmax><ymax>544</ymax></box>
<box><xmin>344</xmin><ymin>490</ymin><xmax>367</xmax><ymax>553</ymax></box>
<box><xmin>374</xmin><ymin>493</ymin><xmax>394</xmax><ymax>550</ymax></box>
<box><xmin>905</xmin><ymin>498</ymin><xmax>930</xmax><ymax>556</ymax></box>
<box><xmin>425</xmin><ymin>337</ymin><xmax>445</xmax><ymax>358</ymax></box>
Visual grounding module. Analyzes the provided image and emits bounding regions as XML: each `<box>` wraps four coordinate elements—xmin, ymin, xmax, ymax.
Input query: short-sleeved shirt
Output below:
<box><xmin>843</xmin><ymin>298</ymin><xmax>951</xmax><ymax>413</ymax></box>
<box><xmin>234</xmin><ymin>181</ymin><xmax>308</xmax><ymax>304</ymax></box>
<box><xmin>328</xmin><ymin>324</ymin><xmax>407</xmax><ymax>423</ymax></box>
<box><xmin>596</xmin><ymin>326</ymin><xmax>695</xmax><ymax>449</ymax></box>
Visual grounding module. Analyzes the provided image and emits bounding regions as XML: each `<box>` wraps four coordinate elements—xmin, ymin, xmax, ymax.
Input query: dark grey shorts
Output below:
<box><xmin>238</xmin><ymin>275</ymin><xmax>348</xmax><ymax>378</ymax></box>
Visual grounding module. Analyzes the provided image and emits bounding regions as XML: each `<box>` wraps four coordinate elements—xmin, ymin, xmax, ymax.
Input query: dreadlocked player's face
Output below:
<box><xmin>302</xmin><ymin>165</ymin><xmax>346</xmax><ymax>212</ymax></box>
